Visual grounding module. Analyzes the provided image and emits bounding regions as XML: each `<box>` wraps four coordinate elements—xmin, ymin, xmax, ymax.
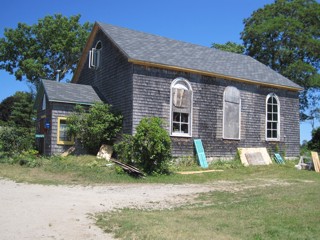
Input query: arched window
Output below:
<box><xmin>89</xmin><ymin>41</ymin><xmax>102</xmax><ymax>69</ymax></box>
<box><xmin>170</xmin><ymin>78</ymin><xmax>193</xmax><ymax>137</ymax></box>
<box><xmin>266</xmin><ymin>93</ymin><xmax>280</xmax><ymax>141</ymax></box>
<box><xmin>223</xmin><ymin>86</ymin><xmax>241</xmax><ymax>139</ymax></box>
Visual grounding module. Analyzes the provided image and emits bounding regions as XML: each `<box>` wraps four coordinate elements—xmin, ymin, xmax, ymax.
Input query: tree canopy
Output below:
<box><xmin>0</xmin><ymin>91</ymin><xmax>35</xmax><ymax>128</ymax></box>
<box><xmin>240</xmin><ymin>0</ymin><xmax>320</xmax><ymax>114</ymax></box>
<box><xmin>0</xmin><ymin>14</ymin><xmax>92</xmax><ymax>86</ymax></box>
<box><xmin>211</xmin><ymin>41</ymin><xmax>245</xmax><ymax>54</ymax></box>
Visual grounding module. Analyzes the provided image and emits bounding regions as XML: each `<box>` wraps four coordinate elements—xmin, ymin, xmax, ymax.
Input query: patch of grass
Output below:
<box><xmin>96</xmin><ymin>172</ymin><xmax>320</xmax><ymax>240</ymax></box>
<box><xmin>0</xmin><ymin>154</ymin><xmax>314</xmax><ymax>185</ymax></box>
<box><xmin>0</xmin><ymin>155</ymin><xmax>139</xmax><ymax>185</ymax></box>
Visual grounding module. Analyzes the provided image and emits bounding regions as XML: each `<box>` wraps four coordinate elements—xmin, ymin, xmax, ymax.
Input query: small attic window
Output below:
<box><xmin>42</xmin><ymin>94</ymin><xmax>46</xmax><ymax>110</ymax></box>
<box><xmin>89</xmin><ymin>41</ymin><xmax>102</xmax><ymax>69</ymax></box>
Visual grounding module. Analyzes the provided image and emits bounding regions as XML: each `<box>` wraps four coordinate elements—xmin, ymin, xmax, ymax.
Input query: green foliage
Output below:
<box><xmin>114</xmin><ymin>134</ymin><xmax>134</xmax><ymax>165</ymax></box>
<box><xmin>67</xmin><ymin>103</ymin><xmax>123</xmax><ymax>154</ymax></box>
<box><xmin>0</xmin><ymin>91</ymin><xmax>35</xmax><ymax>128</ymax></box>
<box><xmin>115</xmin><ymin>117</ymin><xmax>172</xmax><ymax>175</ymax></box>
<box><xmin>211</xmin><ymin>41</ymin><xmax>245</xmax><ymax>54</ymax></box>
<box><xmin>0</xmin><ymin>126</ymin><xmax>35</xmax><ymax>155</ymax></box>
<box><xmin>307</xmin><ymin>127</ymin><xmax>320</xmax><ymax>151</ymax></box>
<box><xmin>0</xmin><ymin>91</ymin><xmax>36</xmax><ymax>156</ymax></box>
<box><xmin>0</xmin><ymin>95</ymin><xmax>15</xmax><ymax>123</ymax></box>
<box><xmin>0</xmin><ymin>14</ymin><xmax>92</xmax><ymax>85</ymax></box>
<box><xmin>241</xmin><ymin>0</ymin><xmax>320</xmax><ymax>116</ymax></box>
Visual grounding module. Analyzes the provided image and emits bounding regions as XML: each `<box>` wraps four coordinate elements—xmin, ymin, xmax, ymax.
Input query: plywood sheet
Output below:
<box><xmin>176</xmin><ymin>169</ymin><xmax>224</xmax><ymax>175</ymax></box>
<box><xmin>194</xmin><ymin>139</ymin><xmax>208</xmax><ymax>168</ymax></box>
<box><xmin>311</xmin><ymin>151</ymin><xmax>320</xmax><ymax>173</ymax></box>
<box><xmin>238</xmin><ymin>148</ymin><xmax>272</xmax><ymax>166</ymax></box>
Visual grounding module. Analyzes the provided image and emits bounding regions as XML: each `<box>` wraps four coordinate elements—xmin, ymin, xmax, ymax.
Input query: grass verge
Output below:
<box><xmin>96</xmin><ymin>169</ymin><xmax>320</xmax><ymax>240</ymax></box>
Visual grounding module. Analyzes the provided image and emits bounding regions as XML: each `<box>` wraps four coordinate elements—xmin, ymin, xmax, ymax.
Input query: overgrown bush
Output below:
<box><xmin>114</xmin><ymin>134</ymin><xmax>134</xmax><ymax>165</ymax></box>
<box><xmin>67</xmin><ymin>103</ymin><xmax>123</xmax><ymax>154</ymax></box>
<box><xmin>0</xmin><ymin>126</ymin><xmax>35</xmax><ymax>155</ymax></box>
<box><xmin>114</xmin><ymin>117</ymin><xmax>172</xmax><ymax>175</ymax></box>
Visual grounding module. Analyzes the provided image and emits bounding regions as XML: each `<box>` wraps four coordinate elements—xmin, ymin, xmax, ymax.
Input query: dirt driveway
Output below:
<box><xmin>0</xmin><ymin>179</ymin><xmax>218</xmax><ymax>240</ymax></box>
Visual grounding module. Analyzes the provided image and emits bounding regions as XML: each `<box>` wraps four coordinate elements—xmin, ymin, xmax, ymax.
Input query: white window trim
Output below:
<box><xmin>222</xmin><ymin>86</ymin><xmax>241</xmax><ymax>140</ymax></box>
<box><xmin>88</xmin><ymin>41</ymin><xmax>102</xmax><ymax>69</ymax></box>
<box><xmin>170</xmin><ymin>77</ymin><xmax>193</xmax><ymax>137</ymax></box>
<box><xmin>265</xmin><ymin>93</ymin><xmax>280</xmax><ymax>141</ymax></box>
<box><xmin>42</xmin><ymin>94</ymin><xmax>46</xmax><ymax>110</ymax></box>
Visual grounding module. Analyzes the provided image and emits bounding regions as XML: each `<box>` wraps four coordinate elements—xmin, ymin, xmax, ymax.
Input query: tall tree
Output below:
<box><xmin>212</xmin><ymin>41</ymin><xmax>245</xmax><ymax>54</ymax></box>
<box><xmin>9</xmin><ymin>92</ymin><xmax>35</xmax><ymax>129</ymax></box>
<box><xmin>0</xmin><ymin>96</ymin><xmax>15</xmax><ymax>123</ymax></box>
<box><xmin>241</xmin><ymin>0</ymin><xmax>320</xmax><ymax>116</ymax></box>
<box><xmin>0</xmin><ymin>91</ymin><xmax>35</xmax><ymax>129</ymax></box>
<box><xmin>0</xmin><ymin>14</ymin><xmax>92</xmax><ymax>86</ymax></box>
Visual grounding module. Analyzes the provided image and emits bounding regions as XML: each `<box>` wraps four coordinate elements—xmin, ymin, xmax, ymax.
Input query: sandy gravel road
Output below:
<box><xmin>0</xmin><ymin>179</ymin><xmax>216</xmax><ymax>240</ymax></box>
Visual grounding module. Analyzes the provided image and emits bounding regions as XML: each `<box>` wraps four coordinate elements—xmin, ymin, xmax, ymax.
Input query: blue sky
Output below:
<box><xmin>0</xmin><ymin>0</ymin><xmax>317</xmax><ymax>142</ymax></box>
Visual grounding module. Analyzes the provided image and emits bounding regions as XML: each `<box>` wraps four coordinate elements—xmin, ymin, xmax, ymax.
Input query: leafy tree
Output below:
<box><xmin>67</xmin><ymin>103</ymin><xmax>123</xmax><ymax>154</ymax></box>
<box><xmin>0</xmin><ymin>96</ymin><xmax>15</xmax><ymax>123</ymax></box>
<box><xmin>9</xmin><ymin>92</ymin><xmax>35</xmax><ymax>129</ymax></box>
<box><xmin>0</xmin><ymin>91</ymin><xmax>35</xmax><ymax>128</ymax></box>
<box><xmin>115</xmin><ymin>117</ymin><xmax>172</xmax><ymax>175</ymax></box>
<box><xmin>307</xmin><ymin>127</ymin><xmax>320</xmax><ymax>152</ymax></box>
<box><xmin>212</xmin><ymin>41</ymin><xmax>245</xmax><ymax>54</ymax></box>
<box><xmin>240</xmin><ymin>0</ymin><xmax>320</xmax><ymax>116</ymax></box>
<box><xmin>0</xmin><ymin>91</ymin><xmax>35</xmax><ymax>155</ymax></box>
<box><xmin>0</xmin><ymin>14</ymin><xmax>92</xmax><ymax>86</ymax></box>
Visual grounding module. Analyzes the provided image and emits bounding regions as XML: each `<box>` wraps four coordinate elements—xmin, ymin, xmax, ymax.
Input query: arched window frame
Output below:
<box><xmin>89</xmin><ymin>40</ymin><xmax>102</xmax><ymax>69</ymax></box>
<box><xmin>170</xmin><ymin>77</ymin><xmax>193</xmax><ymax>137</ymax></box>
<box><xmin>223</xmin><ymin>86</ymin><xmax>241</xmax><ymax>140</ymax></box>
<box><xmin>266</xmin><ymin>93</ymin><xmax>280</xmax><ymax>141</ymax></box>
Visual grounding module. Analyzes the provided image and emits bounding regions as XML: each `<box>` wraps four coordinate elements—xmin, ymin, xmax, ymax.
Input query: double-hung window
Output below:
<box><xmin>266</xmin><ymin>93</ymin><xmax>280</xmax><ymax>141</ymax></box>
<box><xmin>170</xmin><ymin>78</ymin><xmax>193</xmax><ymax>137</ymax></box>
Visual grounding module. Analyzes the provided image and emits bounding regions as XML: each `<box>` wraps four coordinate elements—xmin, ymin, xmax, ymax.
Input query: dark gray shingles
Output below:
<box><xmin>42</xmin><ymin>80</ymin><xmax>102</xmax><ymax>104</ymax></box>
<box><xmin>98</xmin><ymin>22</ymin><xmax>301</xmax><ymax>90</ymax></box>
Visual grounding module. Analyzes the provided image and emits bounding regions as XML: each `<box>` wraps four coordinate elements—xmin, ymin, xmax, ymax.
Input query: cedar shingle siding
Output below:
<box><xmin>77</xmin><ymin>29</ymin><xmax>133</xmax><ymax>134</ymax></box>
<box><xmin>36</xmin><ymin>22</ymin><xmax>301</xmax><ymax>158</ymax></box>
<box><xmin>131</xmin><ymin>65</ymin><xmax>300</xmax><ymax>158</ymax></box>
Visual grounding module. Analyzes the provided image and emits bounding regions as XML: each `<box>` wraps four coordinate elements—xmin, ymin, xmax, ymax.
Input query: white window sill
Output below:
<box><xmin>266</xmin><ymin>138</ymin><xmax>280</xmax><ymax>142</ymax></box>
<box><xmin>171</xmin><ymin>133</ymin><xmax>192</xmax><ymax>138</ymax></box>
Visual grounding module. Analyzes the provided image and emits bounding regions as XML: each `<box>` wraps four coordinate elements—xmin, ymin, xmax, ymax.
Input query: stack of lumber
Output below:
<box><xmin>110</xmin><ymin>159</ymin><xmax>145</xmax><ymax>178</ymax></box>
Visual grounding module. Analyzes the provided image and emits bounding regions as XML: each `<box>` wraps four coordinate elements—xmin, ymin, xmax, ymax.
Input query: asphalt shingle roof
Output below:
<box><xmin>98</xmin><ymin>22</ymin><xmax>301</xmax><ymax>90</ymax></box>
<box><xmin>42</xmin><ymin>80</ymin><xmax>102</xmax><ymax>104</ymax></box>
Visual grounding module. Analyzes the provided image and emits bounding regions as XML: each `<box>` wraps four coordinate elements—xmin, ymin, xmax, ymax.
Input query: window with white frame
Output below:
<box><xmin>89</xmin><ymin>41</ymin><xmax>102</xmax><ymax>69</ymax></box>
<box><xmin>266</xmin><ymin>93</ymin><xmax>280</xmax><ymax>141</ymax></box>
<box><xmin>42</xmin><ymin>94</ymin><xmax>46</xmax><ymax>110</ymax></box>
<box><xmin>223</xmin><ymin>86</ymin><xmax>241</xmax><ymax>139</ymax></box>
<box><xmin>170</xmin><ymin>78</ymin><xmax>193</xmax><ymax>137</ymax></box>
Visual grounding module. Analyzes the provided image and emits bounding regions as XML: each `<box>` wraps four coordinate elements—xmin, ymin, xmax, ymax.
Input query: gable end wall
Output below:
<box><xmin>76</xmin><ymin>29</ymin><xmax>133</xmax><ymax>134</ymax></box>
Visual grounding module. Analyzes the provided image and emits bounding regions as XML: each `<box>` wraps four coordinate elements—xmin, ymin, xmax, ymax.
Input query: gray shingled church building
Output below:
<box><xmin>34</xmin><ymin>22</ymin><xmax>302</xmax><ymax>159</ymax></box>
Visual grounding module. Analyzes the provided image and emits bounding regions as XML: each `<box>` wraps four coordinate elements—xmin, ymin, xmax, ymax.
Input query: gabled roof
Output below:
<box><xmin>34</xmin><ymin>80</ymin><xmax>102</xmax><ymax>109</ymax></box>
<box><xmin>73</xmin><ymin>22</ymin><xmax>302</xmax><ymax>91</ymax></box>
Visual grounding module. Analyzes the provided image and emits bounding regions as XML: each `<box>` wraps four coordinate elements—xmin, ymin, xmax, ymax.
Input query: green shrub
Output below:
<box><xmin>0</xmin><ymin>126</ymin><xmax>35</xmax><ymax>155</ymax></box>
<box><xmin>114</xmin><ymin>134</ymin><xmax>134</xmax><ymax>165</ymax></box>
<box><xmin>67</xmin><ymin>103</ymin><xmax>123</xmax><ymax>154</ymax></box>
<box><xmin>115</xmin><ymin>117</ymin><xmax>172</xmax><ymax>175</ymax></box>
